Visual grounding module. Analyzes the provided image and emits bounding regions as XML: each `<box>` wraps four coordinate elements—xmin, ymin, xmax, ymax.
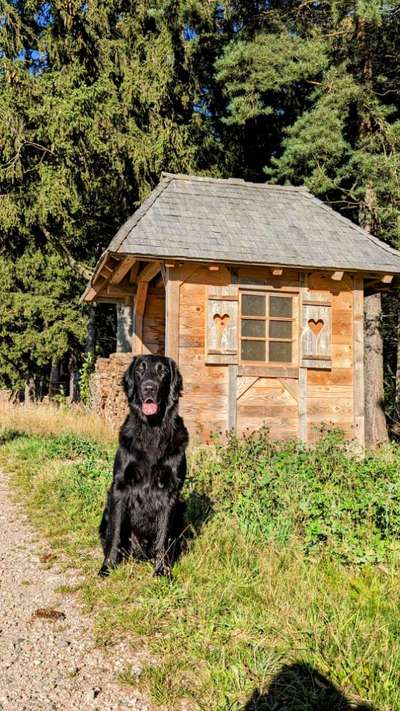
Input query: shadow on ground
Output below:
<box><xmin>168</xmin><ymin>491</ymin><xmax>213</xmax><ymax>567</ymax></box>
<box><xmin>184</xmin><ymin>491</ymin><xmax>214</xmax><ymax>535</ymax></box>
<box><xmin>243</xmin><ymin>662</ymin><xmax>376</xmax><ymax>711</ymax></box>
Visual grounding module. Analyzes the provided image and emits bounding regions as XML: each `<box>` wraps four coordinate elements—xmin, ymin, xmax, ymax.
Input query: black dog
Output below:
<box><xmin>99</xmin><ymin>355</ymin><xmax>189</xmax><ymax>577</ymax></box>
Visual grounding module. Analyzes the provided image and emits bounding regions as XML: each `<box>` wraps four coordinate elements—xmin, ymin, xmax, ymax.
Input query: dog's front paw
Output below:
<box><xmin>98</xmin><ymin>563</ymin><xmax>110</xmax><ymax>578</ymax></box>
<box><xmin>153</xmin><ymin>561</ymin><xmax>171</xmax><ymax>578</ymax></box>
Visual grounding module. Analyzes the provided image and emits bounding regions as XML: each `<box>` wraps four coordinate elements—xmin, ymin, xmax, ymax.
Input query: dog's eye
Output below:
<box><xmin>136</xmin><ymin>362</ymin><xmax>146</xmax><ymax>376</ymax></box>
<box><xmin>156</xmin><ymin>363</ymin><xmax>167</xmax><ymax>376</ymax></box>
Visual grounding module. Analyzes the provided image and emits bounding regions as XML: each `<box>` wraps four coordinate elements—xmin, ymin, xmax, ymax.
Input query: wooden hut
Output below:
<box><xmin>82</xmin><ymin>173</ymin><xmax>400</xmax><ymax>446</ymax></box>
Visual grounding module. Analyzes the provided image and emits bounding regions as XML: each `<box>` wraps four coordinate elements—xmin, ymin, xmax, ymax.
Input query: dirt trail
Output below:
<box><xmin>0</xmin><ymin>469</ymin><xmax>151</xmax><ymax>711</ymax></box>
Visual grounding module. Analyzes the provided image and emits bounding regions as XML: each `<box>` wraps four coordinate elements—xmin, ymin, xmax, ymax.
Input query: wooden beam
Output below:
<box><xmin>100</xmin><ymin>264</ymin><xmax>114</xmax><ymax>278</ymax></box>
<box><xmin>208</xmin><ymin>265</ymin><xmax>219</xmax><ymax>272</ymax></box>
<box><xmin>272</xmin><ymin>268</ymin><xmax>283</xmax><ymax>276</ymax></box>
<box><xmin>298</xmin><ymin>273</ymin><xmax>308</xmax><ymax>442</ymax></box>
<box><xmin>331</xmin><ymin>271</ymin><xmax>344</xmax><ymax>281</ymax></box>
<box><xmin>381</xmin><ymin>274</ymin><xmax>394</xmax><ymax>284</ymax></box>
<box><xmin>132</xmin><ymin>281</ymin><xmax>148</xmax><ymax>355</ymax></box>
<box><xmin>135</xmin><ymin>281</ymin><xmax>148</xmax><ymax>316</ymax></box>
<box><xmin>110</xmin><ymin>256</ymin><xmax>137</xmax><ymax>285</ymax></box>
<box><xmin>83</xmin><ymin>287</ymin><xmax>97</xmax><ymax>303</ymax></box>
<box><xmin>298</xmin><ymin>368</ymin><xmax>307</xmax><ymax>442</ymax></box>
<box><xmin>228</xmin><ymin>365</ymin><xmax>238</xmax><ymax>431</ymax></box>
<box><xmin>353</xmin><ymin>275</ymin><xmax>365</xmax><ymax>449</ymax></box>
<box><xmin>129</xmin><ymin>261</ymin><xmax>140</xmax><ymax>284</ymax></box>
<box><xmin>137</xmin><ymin>261</ymin><xmax>161</xmax><ymax>283</ymax></box>
<box><xmin>238</xmin><ymin>366</ymin><xmax>299</xmax><ymax>379</ymax></box>
<box><xmin>84</xmin><ymin>276</ymin><xmax>107</xmax><ymax>301</ymax></box>
<box><xmin>102</xmin><ymin>283</ymin><xmax>135</xmax><ymax>300</ymax></box>
<box><xmin>165</xmin><ymin>268</ymin><xmax>180</xmax><ymax>362</ymax></box>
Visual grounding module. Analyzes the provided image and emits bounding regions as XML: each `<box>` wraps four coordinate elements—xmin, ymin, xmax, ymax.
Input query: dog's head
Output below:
<box><xmin>123</xmin><ymin>355</ymin><xmax>183</xmax><ymax>419</ymax></box>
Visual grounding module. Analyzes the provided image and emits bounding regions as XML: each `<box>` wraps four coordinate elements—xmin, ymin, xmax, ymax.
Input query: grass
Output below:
<box><xmin>0</xmin><ymin>400</ymin><xmax>116</xmax><ymax>443</ymax></box>
<box><xmin>1</xmin><ymin>412</ymin><xmax>400</xmax><ymax>710</ymax></box>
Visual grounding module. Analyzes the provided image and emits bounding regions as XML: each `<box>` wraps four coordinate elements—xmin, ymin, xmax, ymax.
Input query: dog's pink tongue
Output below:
<box><xmin>142</xmin><ymin>402</ymin><xmax>158</xmax><ymax>416</ymax></box>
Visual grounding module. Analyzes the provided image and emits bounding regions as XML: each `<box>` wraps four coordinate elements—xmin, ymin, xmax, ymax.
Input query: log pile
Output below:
<box><xmin>90</xmin><ymin>353</ymin><xmax>131</xmax><ymax>427</ymax></box>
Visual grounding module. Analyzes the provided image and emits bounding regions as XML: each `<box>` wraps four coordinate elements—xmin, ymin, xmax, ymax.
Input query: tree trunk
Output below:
<box><xmin>48</xmin><ymin>360</ymin><xmax>60</xmax><ymax>398</ymax></box>
<box><xmin>364</xmin><ymin>292</ymin><xmax>388</xmax><ymax>446</ymax></box>
<box><xmin>396</xmin><ymin>306</ymin><xmax>400</xmax><ymax>421</ymax></box>
<box><xmin>356</xmin><ymin>17</ymin><xmax>388</xmax><ymax>446</ymax></box>
<box><xmin>24</xmin><ymin>376</ymin><xmax>35</xmax><ymax>406</ymax></box>
<box><xmin>68</xmin><ymin>354</ymin><xmax>79</xmax><ymax>403</ymax></box>
<box><xmin>116</xmin><ymin>303</ymin><xmax>133</xmax><ymax>353</ymax></box>
<box><xmin>85</xmin><ymin>304</ymin><xmax>96</xmax><ymax>355</ymax></box>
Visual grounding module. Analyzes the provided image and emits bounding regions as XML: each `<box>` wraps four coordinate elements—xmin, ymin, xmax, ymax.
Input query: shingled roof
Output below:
<box><xmin>104</xmin><ymin>173</ymin><xmax>400</xmax><ymax>274</ymax></box>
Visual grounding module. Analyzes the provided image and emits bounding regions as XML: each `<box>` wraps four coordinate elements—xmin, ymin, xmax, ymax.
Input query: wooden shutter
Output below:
<box><xmin>301</xmin><ymin>300</ymin><xmax>332</xmax><ymax>369</ymax></box>
<box><xmin>206</xmin><ymin>285</ymin><xmax>238</xmax><ymax>364</ymax></box>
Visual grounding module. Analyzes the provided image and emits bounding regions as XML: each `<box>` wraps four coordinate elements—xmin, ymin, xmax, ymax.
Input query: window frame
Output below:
<box><xmin>239</xmin><ymin>290</ymin><xmax>298</xmax><ymax>366</ymax></box>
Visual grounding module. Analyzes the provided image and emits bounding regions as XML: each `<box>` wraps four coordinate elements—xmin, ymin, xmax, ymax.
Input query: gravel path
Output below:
<box><xmin>0</xmin><ymin>469</ymin><xmax>152</xmax><ymax>711</ymax></box>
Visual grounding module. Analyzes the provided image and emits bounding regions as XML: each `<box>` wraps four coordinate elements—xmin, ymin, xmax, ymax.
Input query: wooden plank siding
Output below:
<box><xmin>162</xmin><ymin>262</ymin><xmax>362</xmax><ymax>445</ymax></box>
<box><xmin>305</xmin><ymin>273</ymin><xmax>354</xmax><ymax>442</ymax></box>
<box><xmin>237</xmin><ymin>377</ymin><xmax>298</xmax><ymax>439</ymax></box>
<box><xmin>176</xmin><ymin>265</ymin><xmax>231</xmax><ymax>443</ymax></box>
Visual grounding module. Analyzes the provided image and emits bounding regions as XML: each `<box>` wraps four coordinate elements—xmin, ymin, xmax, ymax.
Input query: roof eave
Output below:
<box><xmin>81</xmin><ymin>249</ymin><xmax>400</xmax><ymax>302</ymax></box>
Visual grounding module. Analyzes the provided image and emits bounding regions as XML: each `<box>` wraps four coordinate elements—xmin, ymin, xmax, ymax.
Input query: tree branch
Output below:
<box><xmin>42</xmin><ymin>228</ymin><xmax>92</xmax><ymax>281</ymax></box>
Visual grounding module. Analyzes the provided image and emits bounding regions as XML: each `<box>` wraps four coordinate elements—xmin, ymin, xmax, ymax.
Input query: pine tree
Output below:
<box><xmin>0</xmin><ymin>0</ymin><xmax>231</xmax><ymax>391</ymax></box>
<box><xmin>217</xmin><ymin>0</ymin><xmax>400</xmax><ymax>443</ymax></box>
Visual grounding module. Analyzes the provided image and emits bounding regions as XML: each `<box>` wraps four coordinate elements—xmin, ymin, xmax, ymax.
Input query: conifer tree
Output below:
<box><xmin>217</xmin><ymin>0</ymin><xmax>400</xmax><ymax>443</ymax></box>
<box><xmin>0</xmin><ymin>0</ymin><xmax>230</xmax><ymax>391</ymax></box>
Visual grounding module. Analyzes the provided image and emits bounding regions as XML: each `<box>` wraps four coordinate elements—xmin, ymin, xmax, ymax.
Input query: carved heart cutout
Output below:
<box><xmin>308</xmin><ymin>318</ymin><xmax>324</xmax><ymax>336</ymax></box>
<box><xmin>213</xmin><ymin>313</ymin><xmax>230</xmax><ymax>348</ymax></box>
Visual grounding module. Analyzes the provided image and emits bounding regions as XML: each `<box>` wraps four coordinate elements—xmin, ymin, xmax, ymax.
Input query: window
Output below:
<box><xmin>240</xmin><ymin>292</ymin><xmax>295</xmax><ymax>364</ymax></box>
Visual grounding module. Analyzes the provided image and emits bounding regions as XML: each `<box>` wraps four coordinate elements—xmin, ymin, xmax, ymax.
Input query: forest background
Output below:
<box><xmin>1</xmin><ymin>0</ymin><xmax>400</xmax><ymax>442</ymax></box>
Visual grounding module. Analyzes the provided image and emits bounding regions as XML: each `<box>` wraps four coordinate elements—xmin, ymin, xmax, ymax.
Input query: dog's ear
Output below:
<box><xmin>168</xmin><ymin>358</ymin><xmax>183</xmax><ymax>407</ymax></box>
<box><xmin>123</xmin><ymin>357</ymin><xmax>138</xmax><ymax>401</ymax></box>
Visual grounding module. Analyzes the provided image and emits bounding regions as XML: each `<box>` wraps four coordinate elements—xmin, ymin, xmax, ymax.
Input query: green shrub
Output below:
<box><xmin>79</xmin><ymin>352</ymin><xmax>95</xmax><ymax>405</ymax></box>
<box><xmin>188</xmin><ymin>427</ymin><xmax>400</xmax><ymax>564</ymax></box>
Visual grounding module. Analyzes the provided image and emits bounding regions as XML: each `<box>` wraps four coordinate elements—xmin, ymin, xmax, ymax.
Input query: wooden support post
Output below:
<box><xmin>353</xmin><ymin>275</ymin><xmax>365</xmax><ymax>448</ymax></box>
<box><xmin>165</xmin><ymin>267</ymin><xmax>180</xmax><ymax>363</ymax></box>
<box><xmin>129</xmin><ymin>261</ymin><xmax>140</xmax><ymax>284</ymax></box>
<box><xmin>228</xmin><ymin>365</ymin><xmax>238</xmax><ymax>432</ymax></box>
<box><xmin>298</xmin><ymin>367</ymin><xmax>307</xmax><ymax>442</ymax></box>
<box><xmin>299</xmin><ymin>273</ymin><xmax>307</xmax><ymax>442</ymax></box>
<box><xmin>132</xmin><ymin>281</ymin><xmax>148</xmax><ymax>355</ymax></box>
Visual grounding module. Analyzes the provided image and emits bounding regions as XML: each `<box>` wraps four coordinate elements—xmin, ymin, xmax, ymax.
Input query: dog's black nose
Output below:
<box><xmin>142</xmin><ymin>381</ymin><xmax>157</xmax><ymax>399</ymax></box>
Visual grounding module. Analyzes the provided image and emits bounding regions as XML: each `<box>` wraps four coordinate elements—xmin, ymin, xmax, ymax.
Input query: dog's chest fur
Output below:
<box><xmin>122</xmin><ymin>420</ymin><xmax>178</xmax><ymax>530</ymax></box>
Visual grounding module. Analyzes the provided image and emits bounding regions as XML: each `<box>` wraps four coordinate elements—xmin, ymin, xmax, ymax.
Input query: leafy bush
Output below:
<box><xmin>188</xmin><ymin>427</ymin><xmax>400</xmax><ymax>564</ymax></box>
<box><xmin>79</xmin><ymin>352</ymin><xmax>95</xmax><ymax>405</ymax></box>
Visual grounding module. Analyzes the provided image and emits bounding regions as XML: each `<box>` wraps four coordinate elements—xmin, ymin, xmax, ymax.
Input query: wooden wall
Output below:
<box><xmin>172</xmin><ymin>265</ymin><xmax>231</xmax><ymax>443</ymax></box>
<box><xmin>236</xmin><ymin>376</ymin><xmax>298</xmax><ymax>439</ymax></box>
<box><xmin>305</xmin><ymin>273</ymin><xmax>354</xmax><ymax>442</ymax></box>
<box><xmin>164</xmin><ymin>263</ymin><xmax>362</xmax><ymax>445</ymax></box>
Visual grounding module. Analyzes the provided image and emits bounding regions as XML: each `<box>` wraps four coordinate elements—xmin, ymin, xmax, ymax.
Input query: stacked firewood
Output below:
<box><xmin>90</xmin><ymin>353</ymin><xmax>131</xmax><ymax>426</ymax></box>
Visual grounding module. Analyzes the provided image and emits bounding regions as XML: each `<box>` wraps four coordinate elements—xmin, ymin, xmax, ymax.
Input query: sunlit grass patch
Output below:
<box><xmin>1</xmin><ymin>424</ymin><xmax>400</xmax><ymax>709</ymax></box>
